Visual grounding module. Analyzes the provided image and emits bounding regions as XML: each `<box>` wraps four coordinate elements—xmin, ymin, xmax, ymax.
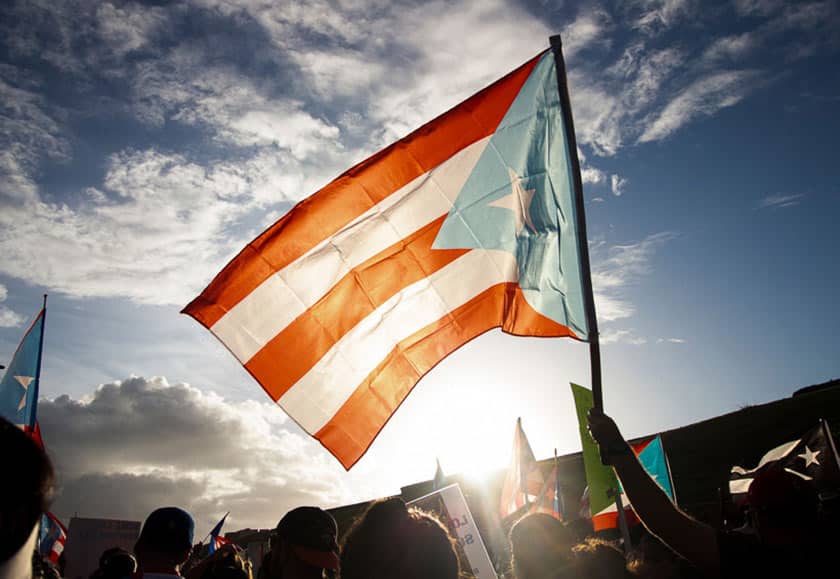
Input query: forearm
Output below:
<box><xmin>608</xmin><ymin>442</ymin><xmax>719</xmax><ymax>576</ymax></box>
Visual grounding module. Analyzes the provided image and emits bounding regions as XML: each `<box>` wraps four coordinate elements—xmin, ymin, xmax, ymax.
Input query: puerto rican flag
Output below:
<box><xmin>208</xmin><ymin>513</ymin><xmax>230</xmax><ymax>554</ymax></box>
<box><xmin>39</xmin><ymin>512</ymin><xmax>67</xmax><ymax>565</ymax></box>
<box><xmin>0</xmin><ymin>305</ymin><xmax>46</xmax><ymax>447</ymax></box>
<box><xmin>185</xmin><ymin>45</ymin><xmax>590</xmax><ymax>469</ymax></box>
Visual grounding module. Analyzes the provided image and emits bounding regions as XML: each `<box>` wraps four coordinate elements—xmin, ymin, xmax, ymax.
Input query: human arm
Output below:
<box><xmin>587</xmin><ymin>408</ymin><xmax>721</xmax><ymax>577</ymax></box>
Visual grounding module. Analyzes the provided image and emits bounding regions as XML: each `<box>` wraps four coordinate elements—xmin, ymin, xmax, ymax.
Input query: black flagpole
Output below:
<box><xmin>550</xmin><ymin>34</ymin><xmax>632</xmax><ymax>548</ymax></box>
<box><xmin>549</xmin><ymin>35</ymin><xmax>603</xmax><ymax>412</ymax></box>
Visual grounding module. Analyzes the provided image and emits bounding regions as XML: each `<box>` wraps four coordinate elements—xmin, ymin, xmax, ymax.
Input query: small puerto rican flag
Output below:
<box><xmin>208</xmin><ymin>512</ymin><xmax>230</xmax><ymax>554</ymax></box>
<box><xmin>39</xmin><ymin>512</ymin><xmax>67</xmax><ymax>565</ymax></box>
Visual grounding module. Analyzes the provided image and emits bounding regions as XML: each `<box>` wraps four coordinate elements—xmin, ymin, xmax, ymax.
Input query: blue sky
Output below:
<box><xmin>0</xmin><ymin>0</ymin><xmax>838</xmax><ymax>531</ymax></box>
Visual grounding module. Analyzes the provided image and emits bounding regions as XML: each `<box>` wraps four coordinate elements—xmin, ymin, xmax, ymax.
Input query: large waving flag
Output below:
<box><xmin>39</xmin><ymin>512</ymin><xmax>68</xmax><ymax>565</ymax></box>
<box><xmin>0</xmin><ymin>302</ymin><xmax>46</xmax><ymax>445</ymax></box>
<box><xmin>499</xmin><ymin>417</ymin><xmax>545</xmax><ymax>519</ymax></box>
<box><xmin>185</xmin><ymin>44</ymin><xmax>591</xmax><ymax>468</ymax></box>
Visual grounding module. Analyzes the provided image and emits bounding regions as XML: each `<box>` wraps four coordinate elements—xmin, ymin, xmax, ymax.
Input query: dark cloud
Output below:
<box><xmin>39</xmin><ymin>376</ymin><xmax>353</xmax><ymax>531</ymax></box>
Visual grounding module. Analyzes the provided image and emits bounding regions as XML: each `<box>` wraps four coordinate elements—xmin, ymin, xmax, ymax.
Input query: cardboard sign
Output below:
<box><xmin>409</xmin><ymin>483</ymin><xmax>497</xmax><ymax>578</ymax></box>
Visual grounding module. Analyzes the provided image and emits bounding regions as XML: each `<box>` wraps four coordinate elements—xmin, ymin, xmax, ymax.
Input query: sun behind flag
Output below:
<box><xmin>184</xmin><ymin>43</ymin><xmax>592</xmax><ymax>469</ymax></box>
<box><xmin>0</xmin><ymin>301</ymin><xmax>47</xmax><ymax>446</ymax></box>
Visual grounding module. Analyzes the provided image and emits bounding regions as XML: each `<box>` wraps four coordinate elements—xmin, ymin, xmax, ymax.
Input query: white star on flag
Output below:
<box><xmin>798</xmin><ymin>446</ymin><xmax>821</xmax><ymax>468</ymax></box>
<box><xmin>14</xmin><ymin>375</ymin><xmax>33</xmax><ymax>411</ymax></box>
<box><xmin>489</xmin><ymin>167</ymin><xmax>536</xmax><ymax>234</ymax></box>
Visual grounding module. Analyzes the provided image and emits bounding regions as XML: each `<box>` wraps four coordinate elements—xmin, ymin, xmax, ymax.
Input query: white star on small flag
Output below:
<box><xmin>14</xmin><ymin>375</ymin><xmax>33</xmax><ymax>411</ymax></box>
<box><xmin>798</xmin><ymin>446</ymin><xmax>821</xmax><ymax>468</ymax></box>
<box><xmin>489</xmin><ymin>167</ymin><xmax>536</xmax><ymax>234</ymax></box>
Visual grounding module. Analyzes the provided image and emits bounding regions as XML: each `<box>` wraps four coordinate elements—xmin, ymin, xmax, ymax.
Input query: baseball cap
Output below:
<box><xmin>275</xmin><ymin>507</ymin><xmax>339</xmax><ymax>570</ymax></box>
<box><xmin>137</xmin><ymin>507</ymin><xmax>195</xmax><ymax>551</ymax></box>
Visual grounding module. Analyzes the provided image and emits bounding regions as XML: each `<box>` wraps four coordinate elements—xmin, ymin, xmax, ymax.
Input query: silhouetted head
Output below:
<box><xmin>0</xmin><ymin>416</ymin><xmax>55</xmax><ymax>563</ymax></box>
<box><xmin>509</xmin><ymin>513</ymin><xmax>576</xmax><ymax>579</ymax></box>
<box><xmin>340</xmin><ymin>497</ymin><xmax>459</xmax><ymax>579</ymax></box>
<box><xmin>96</xmin><ymin>547</ymin><xmax>137</xmax><ymax>578</ymax></box>
<box><xmin>746</xmin><ymin>467</ymin><xmax>819</xmax><ymax>546</ymax></box>
<box><xmin>571</xmin><ymin>538</ymin><xmax>631</xmax><ymax>578</ymax></box>
<box><xmin>134</xmin><ymin>507</ymin><xmax>194</xmax><ymax>571</ymax></box>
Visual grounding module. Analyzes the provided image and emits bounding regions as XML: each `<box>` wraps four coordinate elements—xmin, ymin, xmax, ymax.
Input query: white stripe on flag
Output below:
<box><xmin>278</xmin><ymin>249</ymin><xmax>518</xmax><ymax>433</ymax></box>
<box><xmin>730</xmin><ymin>439</ymin><xmax>799</xmax><ymax>476</ymax></box>
<box><xmin>211</xmin><ymin>136</ymin><xmax>491</xmax><ymax>363</ymax></box>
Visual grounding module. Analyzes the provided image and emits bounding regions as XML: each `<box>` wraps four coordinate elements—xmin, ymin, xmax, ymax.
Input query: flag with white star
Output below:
<box><xmin>0</xmin><ymin>307</ymin><xmax>46</xmax><ymax>437</ymax></box>
<box><xmin>730</xmin><ymin>420</ymin><xmax>840</xmax><ymax>499</ymax></box>
<box><xmin>185</xmin><ymin>45</ymin><xmax>591</xmax><ymax>469</ymax></box>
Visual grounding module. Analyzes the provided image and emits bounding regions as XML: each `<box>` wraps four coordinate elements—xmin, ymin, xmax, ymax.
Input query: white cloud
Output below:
<box><xmin>702</xmin><ymin>33</ymin><xmax>756</xmax><ymax>63</ymax></box>
<box><xmin>0</xmin><ymin>148</ymin><xmax>315</xmax><ymax>305</ymax></box>
<box><xmin>0</xmin><ymin>283</ymin><xmax>25</xmax><ymax>327</ymax></box>
<box><xmin>734</xmin><ymin>0</ymin><xmax>785</xmax><ymax>17</ymax></box>
<box><xmin>757</xmin><ymin>193</ymin><xmax>805</xmax><ymax>209</ymax></box>
<box><xmin>657</xmin><ymin>337</ymin><xmax>686</xmax><ymax>343</ymax></box>
<box><xmin>634</xmin><ymin>0</ymin><xmax>695</xmax><ymax>35</ymax></box>
<box><xmin>601</xmin><ymin>329</ymin><xmax>647</xmax><ymax>345</ymax></box>
<box><xmin>611</xmin><ymin>174</ymin><xmax>628</xmax><ymax>196</ymax></box>
<box><xmin>639</xmin><ymin>70</ymin><xmax>759</xmax><ymax>143</ymax></box>
<box><xmin>40</xmin><ymin>376</ymin><xmax>355</xmax><ymax>531</ymax></box>
<box><xmin>96</xmin><ymin>2</ymin><xmax>166</xmax><ymax>57</ymax></box>
<box><xmin>591</xmin><ymin>232</ymin><xmax>675</xmax><ymax>322</ymax></box>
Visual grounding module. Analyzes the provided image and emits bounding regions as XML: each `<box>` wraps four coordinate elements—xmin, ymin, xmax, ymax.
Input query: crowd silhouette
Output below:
<box><xmin>4</xmin><ymin>411</ymin><xmax>838</xmax><ymax>579</ymax></box>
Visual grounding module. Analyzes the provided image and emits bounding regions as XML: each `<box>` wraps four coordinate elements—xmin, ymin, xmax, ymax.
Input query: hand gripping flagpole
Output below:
<box><xmin>548</xmin><ymin>37</ymin><xmax>603</xmax><ymax>412</ymax></box>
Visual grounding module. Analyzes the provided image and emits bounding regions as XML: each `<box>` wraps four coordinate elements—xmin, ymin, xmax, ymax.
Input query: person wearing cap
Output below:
<box><xmin>259</xmin><ymin>507</ymin><xmax>339</xmax><ymax>579</ymax></box>
<box><xmin>134</xmin><ymin>507</ymin><xmax>196</xmax><ymax>578</ymax></box>
<box><xmin>587</xmin><ymin>409</ymin><xmax>831</xmax><ymax>578</ymax></box>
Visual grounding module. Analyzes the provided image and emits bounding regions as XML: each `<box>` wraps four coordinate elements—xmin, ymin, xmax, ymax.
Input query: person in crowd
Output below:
<box><xmin>259</xmin><ymin>506</ymin><xmax>339</xmax><ymax>579</ymax></box>
<box><xmin>31</xmin><ymin>551</ymin><xmax>61</xmax><ymax>579</ymax></box>
<box><xmin>134</xmin><ymin>507</ymin><xmax>195</xmax><ymax>578</ymax></box>
<box><xmin>509</xmin><ymin>512</ymin><xmax>576</xmax><ymax>579</ymax></box>
<box><xmin>587</xmin><ymin>408</ymin><xmax>828</xmax><ymax>577</ymax></box>
<box><xmin>339</xmin><ymin>497</ymin><xmax>459</xmax><ymax>579</ymax></box>
<box><xmin>627</xmin><ymin>532</ymin><xmax>702</xmax><ymax>579</ymax></box>
<box><xmin>570</xmin><ymin>537</ymin><xmax>632</xmax><ymax>578</ymax></box>
<box><xmin>186</xmin><ymin>543</ymin><xmax>252</xmax><ymax>579</ymax></box>
<box><xmin>90</xmin><ymin>547</ymin><xmax>138</xmax><ymax>579</ymax></box>
<box><xmin>0</xmin><ymin>416</ymin><xmax>55</xmax><ymax>579</ymax></box>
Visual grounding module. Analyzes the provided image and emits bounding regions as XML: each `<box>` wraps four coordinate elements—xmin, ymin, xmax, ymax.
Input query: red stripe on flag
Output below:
<box><xmin>244</xmin><ymin>216</ymin><xmax>469</xmax><ymax>401</ymax></box>
<box><xmin>183</xmin><ymin>54</ymin><xmax>542</xmax><ymax>328</ymax></box>
<box><xmin>315</xmin><ymin>282</ymin><xmax>575</xmax><ymax>468</ymax></box>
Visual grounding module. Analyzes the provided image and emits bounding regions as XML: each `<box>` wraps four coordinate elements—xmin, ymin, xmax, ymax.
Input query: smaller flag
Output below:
<box><xmin>208</xmin><ymin>513</ymin><xmax>229</xmax><ymax>555</ymax></box>
<box><xmin>499</xmin><ymin>417</ymin><xmax>544</xmax><ymax>519</ymax></box>
<box><xmin>572</xmin><ymin>384</ymin><xmax>676</xmax><ymax>531</ymax></box>
<box><xmin>0</xmin><ymin>304</ymin><xmax>47</xmax><ymax>445</ymax></box>
<box><xmin>211</xmin><ymin>534</ymin><xmax>232</xmax><ymax>553</ymax></box>
<box><xmin>433</xmin><ymin>458</ymin><xmax>446</xmax><ymax>491</ymax></box>
<box><xmin>730</xmin><ymin>420</ymin><xmax>840</xmax><ymax>500</ymax></box>
<box><xmin>39</xmin><ymin>512</ymin><xmax>67</xmax><ymax>565</ymax></box>
<box><xmin>571</xmin><ymin>383</ymin><xmax>618</xmax><ymax>530</ymax></box>
<box><xmin>591</xmin><ymin>435</ymin><xmax>676</xmax><ymax>530</ymax></box>
<box><xmin>530</xmin><ymin>450</ymin><xmax>565</xmax><ymax>520</ymax></box>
